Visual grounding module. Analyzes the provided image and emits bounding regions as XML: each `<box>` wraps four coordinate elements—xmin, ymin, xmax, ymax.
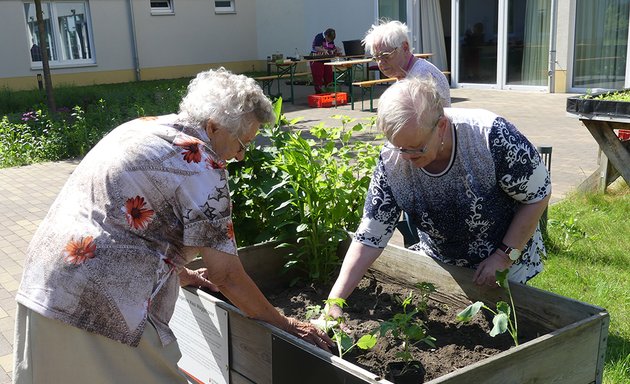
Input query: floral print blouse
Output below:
<box><xmin>355</xmin><ymin>108</ymin><xmax>551</xmax><ymax>283</ymax></box>
<box><xmin>17</xmin><ymin>114</ymin><xmax>237</xmax><ymax>347</ymax></box>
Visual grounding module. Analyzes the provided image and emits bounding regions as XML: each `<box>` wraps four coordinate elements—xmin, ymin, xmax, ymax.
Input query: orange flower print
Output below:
<box><xmin>123</xmin><ymin>195</ymin><xmax>155</xmax><ymax>230</ymax></box>
<box><xmin>63</xmin><ymin>236</ymin><xmax>96</xmax><ymax>265</ymax></box>
<box><xmin>206</xmin><ymin>157</ymin><xmax>226</xmax><ymax>170</ymax></box>
<box><xmin>226</xmin><ymin>222</ymin><xmax>235</xmax><ymax>239</ymax></box>
<box><xmin>174</xmin><ymin>137</ymin><xmax>203</xmax><ymax>163</ymax></box>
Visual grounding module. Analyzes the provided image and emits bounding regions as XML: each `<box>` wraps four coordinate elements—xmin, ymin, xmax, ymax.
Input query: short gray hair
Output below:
<box><xmin>178</xmin><ymin>67</ymin><xmax>275</xmax><ymax>136</ymax></box>
<box><xmin>377</xmin><ymin>76</ymin><xmax>445</xmax><ymax>141</ymax></box>
<box><xmin>363</xmin><ymin>20</ymin><xmax>411</xmax><ymax>55</ymax></box>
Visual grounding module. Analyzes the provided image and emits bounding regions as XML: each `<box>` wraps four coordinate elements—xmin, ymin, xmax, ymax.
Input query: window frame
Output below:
<box><xmin>214</xmin><ymin>0</ymin><xmax>235</xmax><ymax>14</ymax></box>
<box><xmin>150</xmin><ymin>0</ymin><xmax>175</xmax><ymax>15</ymax></box>
<box><xmin>24</xmin><ymin>0</ymin><xmax>96</xmax><ymax>69</ymax></box>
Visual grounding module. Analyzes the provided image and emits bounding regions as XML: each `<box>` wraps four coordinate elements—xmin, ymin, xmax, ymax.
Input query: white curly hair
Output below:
<box><xmin>178</xmin><ymin>67</ymin><xmax>275</xmax><ymax>136</ymax></box>
<box><xmin>363</xmin><ymin>19</ymin><xmax>412</xmax><ymax>55</ymax></box>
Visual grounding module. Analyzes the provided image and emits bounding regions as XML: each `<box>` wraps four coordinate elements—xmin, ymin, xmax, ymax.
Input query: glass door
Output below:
<box><xmin>454</xmin><ymin>0</ymin><xmax>551</xmax><ymax>89</ymax></box>
<box><xmin>458</xmin><ymin>0</ymin><xmax>498</xmax><ymax>84</ymax></box>
<box><xmin>572</xmin><ymin>0</ymin><xmax>630</xmax><ymax>90</ymax></box>
<box><xmin>506</xmin><ymin>0</ymin><xmax>551</xmax><ymax>86</ymax></box>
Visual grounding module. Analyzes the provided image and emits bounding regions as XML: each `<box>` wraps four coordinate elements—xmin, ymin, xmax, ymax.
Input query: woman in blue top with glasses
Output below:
<box><xmin>326</xmin><ymin>76</ymin><xmax>550</xmax><ymax>317</ymax></box>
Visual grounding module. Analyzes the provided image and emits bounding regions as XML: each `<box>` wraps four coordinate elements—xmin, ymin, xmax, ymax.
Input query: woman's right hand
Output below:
<box><xmin>283</xmin><ymin>316</ymin><xmax>334</xmax><ymax>351</ymax></box>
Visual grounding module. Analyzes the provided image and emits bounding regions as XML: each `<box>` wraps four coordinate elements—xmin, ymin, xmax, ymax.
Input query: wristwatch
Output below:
<box><xmin>497</xmin><ymin>243</ymin><xmax>522</xmax><ymax>261</ymax></box>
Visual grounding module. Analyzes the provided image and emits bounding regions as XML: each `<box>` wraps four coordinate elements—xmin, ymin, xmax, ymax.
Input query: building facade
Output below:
<box><xmin>1</xmin><ymin>0</ymin><xmax>628</xmax><ymax>94</ymax></box>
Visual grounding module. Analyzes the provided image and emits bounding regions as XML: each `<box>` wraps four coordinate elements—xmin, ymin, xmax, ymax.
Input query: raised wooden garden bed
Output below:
<box><xmin>171</xmin><ymin>242</ymin><xmax>609</xmax><ymax>384</ymax></box>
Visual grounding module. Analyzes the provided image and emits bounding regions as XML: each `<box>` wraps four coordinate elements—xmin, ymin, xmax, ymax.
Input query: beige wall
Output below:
<box><xmin>132</xmin><ymin>0</ymin><xmax>258</xmax><ymax>71</ymax></box>
<box><xmin>0</xmin><ymin>0</ymin><xmax>261</xmax><ymax>89</ymax></box>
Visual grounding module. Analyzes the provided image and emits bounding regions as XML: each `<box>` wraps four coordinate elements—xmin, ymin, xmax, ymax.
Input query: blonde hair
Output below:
<box><xmin>377</xmin><ymin>76</ymin><xmax>445</xmax><ymax>141</ymax></box>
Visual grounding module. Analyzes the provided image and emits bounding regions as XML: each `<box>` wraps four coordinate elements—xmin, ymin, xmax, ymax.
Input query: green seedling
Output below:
<box><xmin>306</xmin><ymin>298</ymin><xmax>378</xmax><ymax>358</ymax></box>
<box><xmin>456</xmin><ymin>269</ymin><xmax>519</xmax><ymax>346</ymax></box>
<box><xmin>379</xmin><ymin>289</ymin><xmax>436</xmax><ymax>374</ymax></box>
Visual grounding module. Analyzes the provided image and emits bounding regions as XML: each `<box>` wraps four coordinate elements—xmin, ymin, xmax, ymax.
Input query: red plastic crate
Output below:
<box><xmin>308</xmin><ymin>92</ymin><xmax>348</xmax><ymax>108</ymax></box>
<box><xmin>618</xmin><ymin>129</ymin><xmax>630</xmax><ymax>141</ymax></box>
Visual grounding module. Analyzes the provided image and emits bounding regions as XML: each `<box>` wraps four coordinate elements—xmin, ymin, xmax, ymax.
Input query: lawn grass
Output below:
<box><xmin>531</xmin><ymin>181</ymin><xmax>630</xmax><ymax>384</ymax></box>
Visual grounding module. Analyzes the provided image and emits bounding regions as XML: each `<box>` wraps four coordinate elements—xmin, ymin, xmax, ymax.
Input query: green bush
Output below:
<box><xmin>0</xmin><ymin>79</ymin><xmax>189</xmax><ymax>168</ymax></box>
<box><xmin>228</xmin><ymin>106</ymin><xmax>381</xmax><ymax>284</ymax></box>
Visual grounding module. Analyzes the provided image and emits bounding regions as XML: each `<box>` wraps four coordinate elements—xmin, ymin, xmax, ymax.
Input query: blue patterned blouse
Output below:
<box><xmin>355</xmin><ymin>108</ymin><xmax>551</xmax><ymax>283</ymax></box>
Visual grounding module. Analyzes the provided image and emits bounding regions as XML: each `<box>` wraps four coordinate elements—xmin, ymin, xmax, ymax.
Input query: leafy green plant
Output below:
<box><xmin>306</xmin><ymin>298</ymin><xmax>378</xmax><ymax>358</ymax></box>
<box><xmin>456</xmin><ymin>269</ymin><xmax>519</xmax><ymax>346</ymax></box>
<box><xmin>267</xmin><ymin>115</ymin><xmax>380</xmax><ymax>284</ymax></box>
<box><xmin>378</xmin><ymin>284</ymin><xmax>437</xmax><ymax>373</ymax></box>
<box><xmin>548</xmin><ymin>216</ymin><xmax>590</xmax><ymax>251</ymax></box>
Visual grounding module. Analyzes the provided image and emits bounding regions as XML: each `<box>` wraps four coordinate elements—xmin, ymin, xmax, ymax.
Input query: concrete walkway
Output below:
<box><xmin>0</xmin><ymin>87</ymin><xmax>599</xmax><ymax>382</ymax></box>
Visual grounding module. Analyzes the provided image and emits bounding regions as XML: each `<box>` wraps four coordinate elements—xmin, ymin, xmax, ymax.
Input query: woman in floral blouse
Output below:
<box><xmin>14</xmin><ymin>68</ymin><xmax>332</xmax><ymax>383</ymax></box>
<box><xmin>327</xmin><ymin>76</ymin><xmax>551</xmax><ymax>316</ymax></box>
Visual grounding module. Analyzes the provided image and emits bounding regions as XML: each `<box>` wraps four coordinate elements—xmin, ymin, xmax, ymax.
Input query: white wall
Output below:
<box><xmin>256</xmin><ymin>0</ymin><xmax>375</xmax><ymax>59</ymax></box>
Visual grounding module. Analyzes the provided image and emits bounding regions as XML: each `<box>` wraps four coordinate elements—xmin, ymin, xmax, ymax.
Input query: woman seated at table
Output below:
<box><xmin>310</xmin><ymin>28</ymin><xmax>342</xmax><ymax>94</ymax></box>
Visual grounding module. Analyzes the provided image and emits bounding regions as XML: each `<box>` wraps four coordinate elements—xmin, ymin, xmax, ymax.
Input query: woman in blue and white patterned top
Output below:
<box><xmin>327</xmin><ymin>76</ymin><xmax>550</xmax><ymax>312</ymax></box>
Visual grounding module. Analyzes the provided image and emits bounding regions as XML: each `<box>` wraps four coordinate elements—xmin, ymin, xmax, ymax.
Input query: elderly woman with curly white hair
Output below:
<box><xmin>13</xmin><ymin>68</ymin><xmax>332</xmax><ymax>383</ymax></box>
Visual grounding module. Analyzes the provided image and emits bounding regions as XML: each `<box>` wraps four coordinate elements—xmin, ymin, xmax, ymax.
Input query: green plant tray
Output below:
<box><xmin>566</xmin><ymin>89</ymin><xmax>630</xmax><ymax>118</ymax></box>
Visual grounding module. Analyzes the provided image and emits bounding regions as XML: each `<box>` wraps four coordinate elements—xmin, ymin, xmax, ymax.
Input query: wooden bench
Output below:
<box><xmin>352</xmin><ymin>71</ymin><xmax>451</xmax><ymax>112</ymax></box>
<box><xmin>352</xmin><ymin>78</ymin><xmax>397</xmax><ymax>112</ymax></box>
<box><xmin>254</xmin><ymin>72</ymin><xmax>310</xmax><ymax>104</ymax></box>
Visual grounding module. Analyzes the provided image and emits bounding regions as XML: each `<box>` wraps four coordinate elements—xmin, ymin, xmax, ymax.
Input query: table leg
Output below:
<box><xmin>581</xmin><ymin>119</ymin><xmax>630</xmax><ymax>189</ymax></box>
<box><xmin>289</xmin><ymin>65</ymin><xmax>295</xmax><ymax>104</ymax></box>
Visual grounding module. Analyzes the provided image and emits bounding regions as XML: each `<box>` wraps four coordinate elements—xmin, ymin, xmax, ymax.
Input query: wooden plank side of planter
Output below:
<box><xmin>230</xmin><ymin>370</ymin><xmax>255</xmax><ymax>384</ymax></box>
<box><xmin>427</xmin><ymin>313</ymin><xmax>608</xmax><ymax>384</ymax></box>
<box><xmin>372</xmin><ymin>244</ymin><xmax>606</xmax><ymax>331</ymax></box>
<box><xmin>228</xmin><ymin>312</ymin><xmax>273</xmax><ymax>384</ymax></box>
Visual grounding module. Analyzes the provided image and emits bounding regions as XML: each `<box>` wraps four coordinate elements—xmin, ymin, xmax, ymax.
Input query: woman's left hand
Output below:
<box><xmin>178</xmin><ymin>267</ymin><xmax>219</xmax><ymax>291</ymax></box>
<box><xmin>473</xmin><ymin>252</ymin><xmax>512</xmax><ymax>287</ymax></box>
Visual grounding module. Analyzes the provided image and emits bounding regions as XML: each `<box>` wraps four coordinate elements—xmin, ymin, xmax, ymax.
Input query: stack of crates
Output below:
<box><xmin>307</xmin><ymin>92</ymin><xmax>348</xmax><ymax>108</ymax></box>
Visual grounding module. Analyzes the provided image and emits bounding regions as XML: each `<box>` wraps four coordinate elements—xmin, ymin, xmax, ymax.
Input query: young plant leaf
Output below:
<box><xmin>496</xmin><ymin>269</ymin><xmax>509</xmax><ymax>289</ymax></box>
<box><xmin>496</xmin><ymin>301</ymin><xmax>511</xmax><ymax>317</ymax></box>
<box><xmin>356</xmin><ymin>334</ymin><xmax>378</xmax><ymax>349</ymax></box>
<box><xmin>456</xmin><ymin>301</ymin><xmax>484</xmax><ymax>322</ymax></box>
<box><xmin>490</xmin><ymin>312</ymin><xmax>509</xmax><ymax>337</ymax></box>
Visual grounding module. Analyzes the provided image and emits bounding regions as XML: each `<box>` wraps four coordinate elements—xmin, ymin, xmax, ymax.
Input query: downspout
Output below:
<box><xmin>548</xmin><ymin>0</ymin><xmax>558</xmax><ymax>93</ymax></box>
<box><xmin>127</xmin><ymin>0</ymin><xmax>141</xmax><ymax>81</ymax></box>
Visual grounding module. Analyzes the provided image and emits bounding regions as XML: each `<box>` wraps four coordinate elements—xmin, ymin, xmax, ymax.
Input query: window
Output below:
<box><xmin>151</xmin><ymin>0</ymin><xmax>174</xmax><ymax>14</ymax></box>
<box><xmin>572</xmin><ymin>0</ymin><xmax>629</xmax><ymax>89</ymax></box>
<box><xmin>214</xmin><ymin>0</ymin><xmax>235</xmax><ymax>14</ymax></box>
<box><xmin>24</xmin><ymin>1</ymin><xmax>94</xmax><ymax>66</ymax></box>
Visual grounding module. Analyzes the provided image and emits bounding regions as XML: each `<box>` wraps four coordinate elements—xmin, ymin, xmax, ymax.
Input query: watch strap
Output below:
<box><xmin>497</xmin><ymin>242</ymin><xmax>521</xmax><ymax>261</ymax></box>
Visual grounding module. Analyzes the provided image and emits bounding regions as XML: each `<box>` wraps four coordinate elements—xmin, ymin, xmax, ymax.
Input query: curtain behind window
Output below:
<box><xmin>522</xmin><ymin>0</ymin><xmax>551</xmax><ymax>85</ymax></box>
<box><xmin>573</xmin><ymin>0</ymin><xmax>629</xmax><ymax>89</ymax></box>
<box><xmin>420</xmin><ymin>0</ymin><xmax>448</xmax><ymax>71</ymax></box>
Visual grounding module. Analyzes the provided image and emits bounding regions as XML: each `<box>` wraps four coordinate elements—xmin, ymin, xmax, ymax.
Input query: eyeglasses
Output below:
<box><xmin>384</xmin><ymin>117</ymin><xmax>442</xmax><ymax>155</ymax></box>
<box><xmin>236</xmin><ymin>137</ymin><xmax>247</xmax><ymax>153</ymax></box>
<box><xmin>373</xmin><ymin>47</ymin><xmax>398</xmax><ymax>62</ymax></box>
<box><xmin>384</xmin><ymin>140</ymin><xmax>432</xmax><ymax>155</ymax></box>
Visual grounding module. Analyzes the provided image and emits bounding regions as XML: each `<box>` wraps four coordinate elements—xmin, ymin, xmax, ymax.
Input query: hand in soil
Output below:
<box><xmin>285</xmin><ymin>316</ymin><xmax>334</xmax><ymax>351</ymax></box>
<box><xmin>473</xmin><ymin>252</ymin><xmax>512</xmax><ymax>286</ymax></box>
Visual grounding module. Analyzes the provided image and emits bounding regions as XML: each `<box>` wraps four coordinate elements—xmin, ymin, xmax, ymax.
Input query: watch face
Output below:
<box><xmin>508</xmin><ymin>248</ymin><xmax>521</xmax><ymax>261</ymax></box>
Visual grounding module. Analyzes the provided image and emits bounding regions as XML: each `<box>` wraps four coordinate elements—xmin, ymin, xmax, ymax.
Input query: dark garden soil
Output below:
<box><xmin>265</xmin><ymin>272</ymin><xmax>541</xmax><ymax>383</ymax></box>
